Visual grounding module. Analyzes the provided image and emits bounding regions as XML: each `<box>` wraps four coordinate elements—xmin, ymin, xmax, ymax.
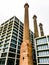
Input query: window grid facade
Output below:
<box><xmin>35</xmin><ymin>36</ymin><xmax>49</xmax><ymax>65</ymax></box>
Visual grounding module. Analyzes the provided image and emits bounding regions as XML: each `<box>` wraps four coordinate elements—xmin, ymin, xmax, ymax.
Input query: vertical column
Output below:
<box><xmin>19</xmin><ymin>3</ymin><xmax>34</xmax><ymax>65</ymax></box>
<box><xmin>33</xmin><ymin>15</ymin><xmax>39</xmax><ymax>38</ymax></box>
<box><xmin>39</xmin><ymin>23</ymin><xmax>44</xmax><ymax>36</ymax></box>
<box><xmin>23</xmin><ymin>3</ymin><xmax>30</xmax><ymax>41</ymax></box>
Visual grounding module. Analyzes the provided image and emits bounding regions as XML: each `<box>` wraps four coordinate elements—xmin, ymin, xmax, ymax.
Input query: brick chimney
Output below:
<box><xmin>39</xmin><ymin>23</ymin><xmax>44</xmax><ymax>36</ymax></box>
<box><xmin>23</xmin><ymin>3</ymin><xmax>30</xmax><ymax>41</ymax></box>
<box><xmin>19</xmin><ymin>3</ymin><xmax>34</xmax><ymax>65</ymax></box>
<box><xmin>33</xmin><ymin>15</ymin><xmax>39</xmax><ymax>38</ymax></box>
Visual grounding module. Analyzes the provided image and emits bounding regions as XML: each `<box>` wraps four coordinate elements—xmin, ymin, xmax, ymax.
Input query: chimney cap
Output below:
<box><xmin>39</xmin><ymin>23</ymin><xmax>43</xmax><ymax>26</ymax></box>
<box><xmin>33</xmin><ymin>15</ymin><xmax>37</xmax><ymax>19</ymax></box>
<box><xmin>24</xmin><ymin>3</ymin><xmax>29</xmax><ymax>8</ymax></box>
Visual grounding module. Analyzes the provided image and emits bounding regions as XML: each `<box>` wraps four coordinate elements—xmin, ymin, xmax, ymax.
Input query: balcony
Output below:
<box><xmin>6</xmin><ymin>32</ymin><xmax>11</xmax><ymax>35</ymax></box>
<box><xmin>3</xmin><ymin>48</ymin><xmax>8</xmax><ymax>52</ymax></box>
<box><xmin>9</xmin><ymin>21</ymin><xmax>13</xmax><ymax>26</ymax></box>
<box><xmin>2</xmin><ymin>32</ymin><xmax>6</xmax><ymax>35</ymax></box>
<box><xmin>6</xmin><ymin>35</ymin><xmax>10</xmax><ymax>39</ymax></box>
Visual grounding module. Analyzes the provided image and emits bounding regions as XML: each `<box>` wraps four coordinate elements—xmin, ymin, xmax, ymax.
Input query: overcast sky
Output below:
<box><xmin>0</xmin><ymin>0</ymin><xmax>49</xmax><ymax>36</ymax></box>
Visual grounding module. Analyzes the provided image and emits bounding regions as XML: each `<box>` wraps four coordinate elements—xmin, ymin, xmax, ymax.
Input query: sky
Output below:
<box><xmin>0</xmin><ymin>0</ymin><xmax>49</xmax><ymax>36</ymax></box>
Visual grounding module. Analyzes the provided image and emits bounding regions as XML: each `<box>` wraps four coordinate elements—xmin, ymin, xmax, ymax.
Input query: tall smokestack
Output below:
<box><xmin>39</xmin><ymin>23</ymin><xmax>44</xmax><ymax>36</ymax></box>
<box><xmin>33</xmin><ymin>15</ymin><xmax>39</xmax><ymax>38</ymax></box>
<box><xmin>20</xmin><ymin>3</ymin><xmax>34</xmax><ymax>65</ymax></box>
<box><xmin>23</xmin><ymin>3</ymin><xmax>30</xmax><ymax>41</ymax></box>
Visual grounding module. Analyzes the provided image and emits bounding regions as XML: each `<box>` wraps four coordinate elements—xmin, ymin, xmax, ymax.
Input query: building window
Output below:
<box><xmin>37</xmin><ymin>45</ymin><xmax>48</xmax><ymax>50</ymax></box>
<box><xmin>4</xmin><ymin>43</ymin><xmax>9</xmax><ymax>48</ymax></box>
<box><xmin>18</xmin><ymin>40</ymin><xmax>21</xmax><ymax>46</ymax></box>
<box><xmin>38</xmin><ymin>58</ymin><xmax>49</xmax><ymax>63</ymax></box>
<box><xmin>3</xmin><ymin>48</ymin><xmax>8</xmax><ymax>52</ymax></box>
<box><xmin>18</xmin><ymin>46</ymin><xmax>20</xmax><ymax>49</ymax></box>
<box><xmin>1</xmin><ymin>53</ymin><xmax>7</xmax><ymax>57</ymax></box>
<box><xmin>19</xmin><ymin>29</ymin><xmax>23</xmax><ymax>33</ymax></box>
<box><xmin>19</xmin><ymin>32</ymin><xmax>23</xmax><ymax>37</ymax></box>
<box><xmin>47</xmin><ymin>36</ymin><xmax>49</xmax><ymax>42</ymax></box>
<box><xmin>18</xmin><ymin>39</ymin><xmax>22</xmax><ymax>43</ymax></box>
<box><xmin>37</xmin><ymin>51</ymin><xmax>49</xmax><ymax>56</ymax></box>
<box><xmin>7</xmin><ymin>58</ymin><xmax>15</xmax><ymax>65</ymax></box>
<box><xmin>5</xmin><ymin>39</ymin><xmax>10</xmax><ymax>43</ymax></box>
<box><xmin>11</xmin><ymin>39</ymin><xmax>17</xmax><ymax>45</ymax></box>
<box><xmin>10</xmin><ymin>43</ymin><xmax>16</xmax><ymax>48</ymax></box>
<box><xmin>36</xmin><ymin>37</ymin><xmax>47</xmax><ymax>44</ymax></box>
<box><xmin>14</xmin><ymin>24</ymin><xmax>18</xmax><ymax>29</ymax></box>
<box><xmin>17</xmin><ymin>50</ymin><xmax>20</xmax><ymax>54</ymax></box>
<box><xmin>9</xmin><ymin>21</ymin><xmax>13</xmax><ymax>26</ymax></box>
<box><xmin>19</xmin><ymin>35</ymin><xmax>23</xmax><ymax>39</ymax></box>
<box><xmin>9</xmin><ymin>48</ymin><xmax>16</xmax><ymax>53</ymax></box>
<box><xmin>12</xmin><ymin>32</ymin><xmax>18</xmax><ymax>37</ymax></box>
<box><xmin>20</xmin><ymin>22</ymin><xmax>23</xmax><ymax>26</ymax></box>
<box><xmin>12</xmin><ymin>35</ymin><xmax>17</xmax><ymax>40</ymax></box>
<box><xmin>17</xmin><ymin>54</ymin><xmax>20</xmax><ymax>58</ymax></box>
<box><xmin>14</xmin><ymin>21</ymin><xmax>19</xmax><ymax>26</ymax></box>
<box><xmin>0</xmin><ymin>58</ymin><xmax>5</xmax><ymax>64</ymax></box>
<box><xmin>0</xmin><ymin>45</ymin><xmax>2</xmax><ymax>49</ymax></box>
<box><xmin>8</xmin><ymin>53</ymin><xmax>15</xmax><ymax>58</ymax></box>
<box><xmin>13</xmin><ymin>27</ymin><xmax>18</xmax><ymax>32</ymax></box>
<box><xmin>16</xmin><ymin>59</ymin><xmax>19</xmax><ymax>65</ymax></box>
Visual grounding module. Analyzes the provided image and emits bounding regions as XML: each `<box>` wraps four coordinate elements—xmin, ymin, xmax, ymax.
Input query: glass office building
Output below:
<box><xmin>35</xmin><ymin>36</ymin><xmax>49</xmax><ymax>65</ymax></box>
<box><xmin>0</xmin><ymin>16</ymin><xmax>36</xmax><ymax>65</ymax></box>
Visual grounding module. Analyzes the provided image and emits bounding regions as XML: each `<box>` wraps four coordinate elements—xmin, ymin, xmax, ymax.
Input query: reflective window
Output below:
<box><xmin>38</xmin><ymin>58</ymin><xmax>49</xmax><ymax>63</ymax></box>
<box><xmin>36</xmin><ymin>37</ymin><xmax>47</xmax><ymax>44</ymax></box>
<box><xmin>12</xmin><ymin>32</ymin><xmax>18</xmax><ymax>37</ymax></box>
<box><xmin>7</xmin><ymin>58</ymin><xmax>15</xmax><ymax>65</ymax></box>
<box><xmin>0</xmin><ymin>58</ymin><xmax>5</xmax><ymax>64</ymax></box>
<box><xmin>9</xmin><ymin>48</ymin><xmax>16</xmax><ymax>53</ymax></box>
<box><xmin>5</xmin><ymin>39</ymin><xmax>10</xmax><ymax>43</ymax></box>
<box><xmin>16</xmin><ymin>59</ymin><xmax>19</xmax><ymax>65</ymax></box>
<box><xmin>4</xmin><ymin>43</ymin><xmax>9</xmax><ymax>48</ymax></box>
<box><xmin>12</xmin><ymin>35</ymin><xmax>17</xmax><ymax>40</ymax></box>
<box><xmin>18</xmin><ymin>39</ymin><xmax>22</xmax><ymax>43</ymax></box>
<box><xmin>17</xmin><ymin>54</ymin><xmax>20</xmax><ymax>58</ymax></box>
<box><xmin>18</xmin><ymin>46</ymin><xmax>20</xmax><ymax>49</ymax></box>
<box><xmin>10</xmin><ymin>43</ymin><xmax>16</xmax><ymax>48</ymax></box>
<box><xmin>6</xmin><ymin>35</ymin><xmax>10</xmax><ymax>39</ymax></box>
<box><xmin>37</xmin><ymin>45</ymin><xmax>48</xmax><ymax>50</ymax></box>
<box><xmin>1</xmin><ymin>53</ymin><xmax>7</xmax><ymax>57</ymax></box>
<box><xmin>18</xmin><ymin>42</ymin><xmax>21</xmax><ymax>45</ymax></box>
<box><xmin>14</xmin><ymin>24</ymin><xmax>18</xmax><ymax>29</ymax></box>
<box><xmin>13</xmin><ymin>27</ymin><xmax>18</xmax><ymax>32</ymax></box>
<box><xmin>3</xmin><ymin>48</ymin><xmax>8</xmax><ymax>52</ymax></box>
<box><xmin>11</xmin><ymin>39</ymin><xmax>17</xmax><ymax>45</ymax></box>
<box><xmin>19</xmin><ymin>29</ymin><xmax>23</xmax><ymax>33</ymax></box>
<box><xmin>47</xmin><ymin>36</ymin><xmax>49</xmax><ymax>42</ymax></box>
<box><xmin>0</xmin><ymin>45</ymin><xmax>2</xmax><ymax>49</ymax></box>
<box><xmin>14</xmin><ymin>21</ymin><xmax>19</xmax><ymax>25</ymax></box>
<box><xmin>20</xmin><ymin>25</ymin><xmax>23</xmax><ymax>30</ymax></box>
<box><xmin>19</xmin><ymin>35</ymin><xmax>23</xmax><ymax>39</ymax></box>
<box><xmin>37</xmin><ymin>51</ymin><xmax>49</xmax><ymax>56</ymax></box>
<box><xmin>17</xmin><ymin>50</ymin><xmax>20</xmax><ymax>54</ymax></box>
<box><xmin>19</xmin><ymin>32</ymin><xmax>23</xmax><ymax>35</ymax></box>
<box><xmin>8</xmin><ymin>53</ymin><xmax>15</xmax><ymax>58</ymax></box>
<box><xmin>20</xmin><ymin>22</ymin><xmax>23</xmax><ymax>26</ymax></box>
